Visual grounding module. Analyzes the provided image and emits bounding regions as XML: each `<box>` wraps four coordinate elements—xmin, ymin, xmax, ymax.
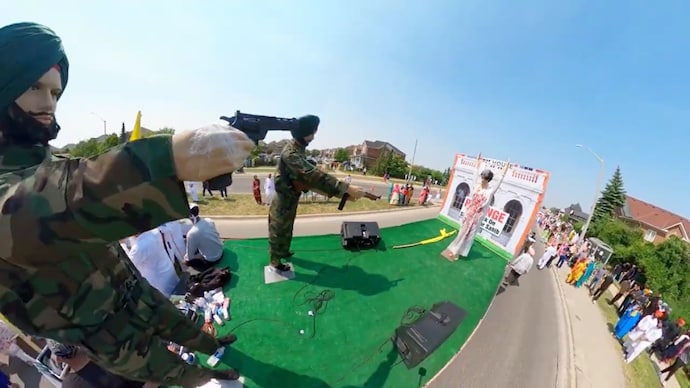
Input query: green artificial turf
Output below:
<box><xmin>197</xmin><ymin>219</ymin><xmax>506</xmax><ymax>388</ymax></box>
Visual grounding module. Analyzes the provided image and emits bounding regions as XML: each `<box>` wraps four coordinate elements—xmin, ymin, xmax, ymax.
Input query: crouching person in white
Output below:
<box><xmin>128</xmin><ymin>228</ymin><xmax>180</xmax><ymax>298</ymax></box>
<box><xmin>185</xmin><ymin>203</ymin><xmax>224</xmax><ymax>270</ymax></box>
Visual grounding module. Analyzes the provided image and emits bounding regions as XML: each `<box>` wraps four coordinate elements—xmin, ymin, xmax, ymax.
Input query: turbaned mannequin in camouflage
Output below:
<box><xmin>0</xmin><ymin>22</ymin><xmax>256</xmax><ymax>386</ymax></box>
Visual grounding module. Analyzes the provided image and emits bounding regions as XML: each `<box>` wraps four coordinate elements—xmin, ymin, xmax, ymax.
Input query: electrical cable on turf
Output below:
<box><xmin>224</xmin><ymin>243</ymin><xmax>380</xmax><ymax>339</ymax></box>
<box><xmin>294</xmin><ymin>289</ymin><xmax>334</xmax><ymax>338</ymax></box>
<box><xmin>287</xmin><ymin>242</ymin><xmax>385</xmax><ymax>347</ymax></box>
<box><xmin>329</xmin><ymin>305</ymin><xmax>426</xmax><ymax>384</ymax></box>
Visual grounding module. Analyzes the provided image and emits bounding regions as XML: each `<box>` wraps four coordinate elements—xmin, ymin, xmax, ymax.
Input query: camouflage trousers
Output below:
<box><xmin>268</xmin><ymin>190</ymin><xmax>299</xmax><ymax>265</ymax></box>
<box><xmin>80</xmin><ymin>278</ymin><xmax>222</xmax><ymax>387</ymax></box>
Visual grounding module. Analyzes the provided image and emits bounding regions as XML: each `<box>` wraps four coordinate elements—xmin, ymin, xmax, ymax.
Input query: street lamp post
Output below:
<box><xmin>406</xmin><ymin>139</ymin><xmax>418</xmax><ymax>184</ymax></box>
<box><xmin>576</xmin><ymin>144</ymin><xmax>605</xmax><ymax>242</ymax></box>
<box><xmin>90</xmin><ymin>112</ymin><xmax>107</xmax><ymax>135</ymax></box>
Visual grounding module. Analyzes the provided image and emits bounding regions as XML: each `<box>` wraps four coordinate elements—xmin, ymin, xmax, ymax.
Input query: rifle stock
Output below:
<box><xmin>338</xmin><ymin>192</ymin><xmax>381</xmax><ymax>211</ymax></box>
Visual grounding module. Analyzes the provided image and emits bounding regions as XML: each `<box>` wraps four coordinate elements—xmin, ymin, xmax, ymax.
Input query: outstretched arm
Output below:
<box><xmin>471</xmin><ymin>153</ymin><xmax>483</xmax><ymax>186</ymax></box>
<box><xmin>282</xmin><ymin>152</ymin><xmax>349</xmax><ymax>198</ymax></box>
<box><xmin>489</xmin><ymin>161</ymin><xmax>511</xmax><ymax>197</ymax></box>
<box><xmin>0</xmin><ymin>136</ymin><xmax>190</xmax><ymax>260</ymax></box>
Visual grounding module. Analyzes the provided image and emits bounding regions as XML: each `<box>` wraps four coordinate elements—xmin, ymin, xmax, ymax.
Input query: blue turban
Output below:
<box><xmin>291</xmin><ymin>115</ymin><xmax>320</xmax><ymax>140</ymax></box>
<box><xmin>0</xmin><ymin>22</ymin><xmax>69</xmax><ymax>109</ymax></box>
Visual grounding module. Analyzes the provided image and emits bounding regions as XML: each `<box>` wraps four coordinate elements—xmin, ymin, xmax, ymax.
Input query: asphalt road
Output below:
<box><xmin>427</xmin><ymin>228</ymin><xmax>561</xmax><ymax>388</ymax></box>
<box><xmin>189</xmin><ymin>172</ymin><xmax>444</xmax><ymax>199</ymax></box>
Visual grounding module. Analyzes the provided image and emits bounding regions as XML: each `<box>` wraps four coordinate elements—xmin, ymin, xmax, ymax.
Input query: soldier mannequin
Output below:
<box><xmin>268</xmin><ymin>115</ymin><xmax>364</xmax><ymax>272</ymax></box>
<box><xmin>0</xmin><ymin>23</ymin><xmax>256</xmax><ymax>386</ymax></box>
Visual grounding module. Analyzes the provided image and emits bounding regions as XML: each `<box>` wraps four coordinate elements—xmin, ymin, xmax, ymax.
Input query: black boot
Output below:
<box><xmin>213</xmin><ymin>369</ymin><xmax>240</xmax><ymax>380</ymax></box>
<box><xmin>272</xmin><ymin>263</ymin><xmax>292</xmax><ymax>272</ymax></box>
<box><xmin>217</xmin><ymin>334</ymin><xmax>237</xmax><ymax>346</ymax></box>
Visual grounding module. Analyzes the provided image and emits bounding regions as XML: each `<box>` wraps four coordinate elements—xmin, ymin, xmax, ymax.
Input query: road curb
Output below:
<box><xmin>551</xmin><ymin>265</ymin><xmax>577</xmax><ymax>388</ymax></box>
<box><xmin>206</xmin><ymin>204</ymin><xmax>441</xmax><ymax>220</ymax></box>
<box><xmin>423</xmin><ymin>275</ymin><xmax>505</xmax><ymax>387</ymax></box>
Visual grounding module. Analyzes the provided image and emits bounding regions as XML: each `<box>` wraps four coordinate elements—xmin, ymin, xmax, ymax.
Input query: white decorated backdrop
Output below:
<box><xmin>440</xmin><ymin>154</ymin><xmax>550</xmax><ymax>256</ymax></box>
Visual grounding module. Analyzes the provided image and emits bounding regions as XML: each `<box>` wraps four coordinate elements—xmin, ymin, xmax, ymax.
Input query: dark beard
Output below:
<box><xmin>0</xmin><ymin>103</ymin><xmax>60</xmax><ymax>146</ymax></box>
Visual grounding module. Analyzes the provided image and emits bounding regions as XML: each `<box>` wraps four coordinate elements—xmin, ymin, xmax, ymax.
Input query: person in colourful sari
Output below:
<box><xmin>614</xmin><ymin>303</ymin><xmax>643</xmax><ymax>339</ymax></box>
<box><xmin>575</xmin><ymin>259</ymin><xmax>597</xmax><ymax>288</ymax></box>
<box><xmin>566</xmin><ymin>258</ymin><xmax>589</xmax><ymax>285</ymax></box>
<box><xmin>405</xmin><ymin>184</ymin><xmax>414</xmax><ymax>205</ymax></box>
<box><xmin>418</xmin><ymin>185</ymin><xmax>430</xmax><ymax>205</ymax></box>
<box><xmin>252</xmin><ymin>175</ymin><xmax>262</xmax><ymax>204</ymax></box>
<box><xmin>389</xmin><ymin>184</ymin><xmax>400</xmax><ymax>206</ymax></box>
<box><xmin>387</xmin><ymin>182</ymin><xmax>394</xmax><ymax>202</ymax></box>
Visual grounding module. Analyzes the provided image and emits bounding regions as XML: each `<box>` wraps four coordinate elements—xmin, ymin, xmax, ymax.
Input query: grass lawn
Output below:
<box><xmin>243</xmin><ymin>167</ymin><xmax>442</xmax><ymax>186</ymax></box>
<box><xmin>679</xmin><ymin>373</ymin><xmax>690</xmax><ymax>388</ymax></box>
<box><xmin>186</xmin><ymin>219</ymin><xmax>506</xmax><ymax>388</ymax></box>
<box><xmin>595</xmin><ymin>295</ymin><xmax>664</xmax><ymax>388</ymax></box>
<box><xmin>191</xmin><ymin>194</ymin><xmax>423</xmax><ymax>216</ymax></box>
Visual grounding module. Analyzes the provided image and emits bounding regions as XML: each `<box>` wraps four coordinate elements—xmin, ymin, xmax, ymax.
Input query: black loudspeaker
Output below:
<box><xmin>391</xmin><ymin>301</ymin><xmax>467</xmax><ymax>369</ymax></box>
<box><xmin>340</xmin><ymin>221</ymin><xmax>381</xmax><ymax>249</ymax></box>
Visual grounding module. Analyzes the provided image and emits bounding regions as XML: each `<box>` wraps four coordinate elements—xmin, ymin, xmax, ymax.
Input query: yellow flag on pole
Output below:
<box><xmin>129</xmin><ymin>111</ymin><xmax>143</xmax><ymax>142</ymax></box>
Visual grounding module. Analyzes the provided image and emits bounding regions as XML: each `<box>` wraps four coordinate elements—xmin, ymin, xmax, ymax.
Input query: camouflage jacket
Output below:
<box><xmin>0</xmin><ymin>136</ymin><xmax>189</xmax><ymax>341</ymax></box>
<box><xmin>275</xmin><ymin>140</ymin><xmax>348</xmax><ymax>198</ymax></box>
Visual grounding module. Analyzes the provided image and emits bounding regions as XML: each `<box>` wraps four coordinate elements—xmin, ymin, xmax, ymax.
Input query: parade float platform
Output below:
<box><xmin>198</xmin><ymin>218</ymin><xmax>506</xmax><ymax>388</ymax></box>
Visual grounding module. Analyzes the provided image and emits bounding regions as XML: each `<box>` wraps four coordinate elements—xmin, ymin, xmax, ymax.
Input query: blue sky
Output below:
<box><xmin>3</xmin><ymin>1</ymin><xmax>689</xmax><ymax>216</ymax></box>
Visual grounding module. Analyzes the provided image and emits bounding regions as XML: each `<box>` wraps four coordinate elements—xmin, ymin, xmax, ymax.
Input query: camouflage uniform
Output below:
<box><xmin>268</xmin><ymin>140</ymin><xmax>349</xmax><ymax>266</ymax></box>
<box><xmin>0</xmin><ymin>138</ymin><xmax>230</xmax><ymax>386</ymax></box>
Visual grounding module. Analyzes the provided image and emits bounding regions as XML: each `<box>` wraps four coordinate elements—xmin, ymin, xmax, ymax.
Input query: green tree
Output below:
<box><xmin>404</xmin><ymin>165</ymin><xmax>444</xmax><ymax>183</ymax></box>
<box><xmin>119</xmin><ymin>122</ymin><xmax>127</xmax><ymax>144</ymax></box>
<box><xmin>371</xmin><ymin>151</ymin><xmax>408</xmax><ymax>178</ymax></box>
<box><xmin>68</xmin><ymin>139</ymin><xmax>102</xmax><ymax>158</ymax></box>
<box><xmin>586</xmin><ymin>215</ymin><xmax>690</xmax><ymax>320</ymax></box>
<box><xmin>442</xmin><ymin>168</ymin><xmax>451</xmax><ymax>185</ymax></box>
<box><xmin>593</xmin><ymin>166</ymin><xmax>627</xmax><ymax>221</ymax></box>
<box><xmin>158</xmin><ymin>127</ymin><xmax>175</xmax><ymax>135</ymax></box>
<box><xmin>310</xmin><ymin>149</ymin><xmax>321</xmax><ymax>157</ymax></box>
<box><xmin>572</xmin><ymin>220</ymin><xmax>584</xmax><ymax>233</ymax></box>
<box><xmin>333</xmin><ymin>148</ymin><xmax>349</xmax><ymax>163</ymax></box>
<box><xmin>103</xmin><ymin>133</ymin><xmax>119</xmax><ymax>149</ymax></box>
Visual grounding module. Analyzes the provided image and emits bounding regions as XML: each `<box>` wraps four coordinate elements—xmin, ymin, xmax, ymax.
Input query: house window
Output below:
<box><xmin>644</xmin><ymin>229</ymin><xmax>656</xmax><ymax>242</ymax></box>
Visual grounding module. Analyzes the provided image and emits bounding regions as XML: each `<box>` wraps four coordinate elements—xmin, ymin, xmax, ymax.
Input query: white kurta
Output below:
<box><xmin>159</xmin><ymin>221</ymin><xmax>187</xmax><ymax>265</ymax></box>
<box><xmin>627</xmin><ymin>315</ymin><xmax>657</xmax><ymax>341</ymax></box>
<box><xmin>537</xmin><ymin>246</ymin><xmax>558</xmax><ymax>269</ymax></box>
<box><xmin>264</xmin><ymin>177</ymin><xmax>275</xmax><ymax>205</ymax></box>
<box><xmin>128</xmin><ymin>229</ymin><xmax>180</xmax><ymax>297</ymax></box>
<box><xmin>189</xmin><ymin>182</ymin><xmax>199</xmax><ymax>202</ymax></box>
<box><xmin>510</xmin><ymin>253</ymin><xmax>534</xmax><ymax>275</ymax></box>
<box><xmin>624</xmin><ymin>326</ymin><xmax>663</xmax><ymax>363</ymax></box>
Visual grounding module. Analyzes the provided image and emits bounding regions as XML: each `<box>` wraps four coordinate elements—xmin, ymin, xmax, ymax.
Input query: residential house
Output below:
<box><xmin>350</xmin><ymin>140</ymin><xmax>406</xmax><ymax>169</ymax></box>
<box><xmin>563</xmin><ymin>203</ymin><xmax>589</xmax><ymax>223</ymax></box>
<box><xmin>617</xmin><ymin>196</ymin><xmax>690</xmax><ymax>244</ymax></box>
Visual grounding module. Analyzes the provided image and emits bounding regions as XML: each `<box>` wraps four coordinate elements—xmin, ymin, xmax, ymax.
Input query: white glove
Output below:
<box><xmin>172</xmin><ymin>123</ymin><xmax>255</xmax><ymax>181</ymax></box>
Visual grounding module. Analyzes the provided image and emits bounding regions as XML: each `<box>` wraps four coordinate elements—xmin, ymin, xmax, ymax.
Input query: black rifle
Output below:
<box><xmin>205</xmin><ymin>111</ymin><xmax>298</xmax><ymax>190</ymax></box>
<box><xmin>220</xmin><ymin>111</ymin><xmax>299</xmax><ymax>145</ymax></box>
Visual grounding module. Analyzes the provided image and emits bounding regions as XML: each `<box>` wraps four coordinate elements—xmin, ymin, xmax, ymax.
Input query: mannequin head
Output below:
<box><xmin>13</xmin><ymin>66</ymin><xmax>62</xmax><ymax>126</ymax></box>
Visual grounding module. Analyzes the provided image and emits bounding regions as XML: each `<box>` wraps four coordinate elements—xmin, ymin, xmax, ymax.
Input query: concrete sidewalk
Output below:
<box><xmin>551</xmin><ymin>264</ymin><xmax>627</xmax><ymax>388</ymax></box>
